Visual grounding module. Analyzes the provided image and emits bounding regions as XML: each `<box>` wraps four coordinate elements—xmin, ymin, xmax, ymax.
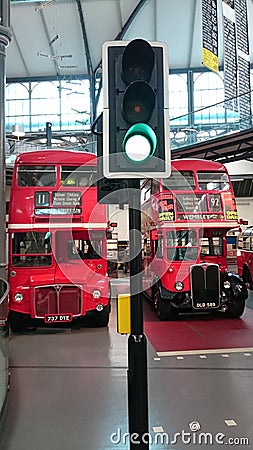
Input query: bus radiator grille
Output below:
<box><xmin>34</xmin><ymin>285</ymin><xmax>82</xmax><ymax>317</ymax></box>
<box><xmin>190</xmin><ymin>264</ymin><xmax>220</xmax><ymax>309</ymax></box>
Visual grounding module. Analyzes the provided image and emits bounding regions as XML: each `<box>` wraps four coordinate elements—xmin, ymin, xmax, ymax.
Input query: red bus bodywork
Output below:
<box><xmin>237</xmin><ymin>226</ymin><xmax>253</xmax><ymax>289</ymax></box>
<box><xmin>8</xmin><ymin>150</ymin><xmax>110</xmax><ymax>331</ymax></box>
<box><xmin>141</xmin><ymin>158</ymin><xmax>248</xmax><ymax>320</ymax></box>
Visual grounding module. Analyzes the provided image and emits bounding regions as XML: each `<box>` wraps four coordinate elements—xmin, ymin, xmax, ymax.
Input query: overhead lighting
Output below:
<box><xmin>181</xmin><ymin>128</ymin><xmax>197</xmax><ymax>133</ymax></box>
<box><xmin>66</xmin><ymin>81</ymin><xmax>82</xmax><ymax>85</ymax></box>
<box><xmin>58</xmin><ymin>65</ymin><xmax>78</xmax><ymax>69</ymax></box>
<box><xmin>71</xmin><ymin>108</ymin><xmax>89</xmax><ymax>114</ymax></box>
<box><xmin>75</xmin><ymin>119</ymin><xmax>89</xmax><ymax>125</ymax></box>
<box><xmin>174</xmin><ymin>131</ymin><xmax>186</xmax><ymax>143</ymax></box>
<box><xmin>37</xmin><ymin>52</ymin><xmax>72</xmax><ymax>60</ymax></box>
<box><xmin>67</xmin><ymin>91</ymin><xmax>82</xmax><ymax>95</ymax></box>
<box><xmin>59</xmin><ymin>86</ymin><xmax>72</xmax><ymax>91</ymax></box>
<box><xmin>35</xmin><ymin>0</ymin><xmax>56</xmax><ymax>11</ymax></box>
<box><xmin>58</xmin><ymin>55</ymin><xmax>73</xmax><ymax>60</ymax></box>
<box><xmin>12</xmin><ymin>125</ymin><xmax>25</xmax><ymax>138</ymax></box>
<box><xmin>48</xmin><ymin>34</ymin><xmax>59</xmax><ymax>47</ymax></box>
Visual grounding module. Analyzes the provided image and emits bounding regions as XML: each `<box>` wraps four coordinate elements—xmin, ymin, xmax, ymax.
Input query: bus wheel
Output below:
<box><xmin>153</xmin><ymin>284</ymin><xmax>174</xmax><ymax>321</ymax></box>
<box><xmin>94</xmin><ymin>304</ymin><xmax>110</xmax><ymax>327</ymax></box>
<box><xmin>225</xmin><ymin>297</ymin><xmax>246</xmax><ymax>319</ymax></box>
<box><xmin>8</xmin><ymin>311</ymin><xmax>27</xmax><ymax>333</ymax></box>
<box><xmin>243</xmin><ymin>267</ymin><xmax>253</xmax><ymax>290</ymax></box>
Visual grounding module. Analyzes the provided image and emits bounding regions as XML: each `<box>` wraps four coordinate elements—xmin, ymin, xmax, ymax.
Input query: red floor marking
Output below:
<box><xmin>144</xmin><ymin>306</ymin><xmax>253</xmax><ymax>353</ymax></box>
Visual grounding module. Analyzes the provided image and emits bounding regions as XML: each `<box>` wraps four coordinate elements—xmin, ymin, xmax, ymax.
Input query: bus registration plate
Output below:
<box><xmin>44</xmin><ymin>314</ymin><xmax>73</xmax><ymax>323</ymax></box>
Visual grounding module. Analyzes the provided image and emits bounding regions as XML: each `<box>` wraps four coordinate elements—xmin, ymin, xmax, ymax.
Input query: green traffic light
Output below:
<box><xmin>122</xmin><ymin>123</ymin><xmax>157</xmax><ymax>163</ymax></box>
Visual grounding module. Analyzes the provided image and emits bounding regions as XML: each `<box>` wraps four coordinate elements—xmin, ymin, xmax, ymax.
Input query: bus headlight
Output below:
<box><xmin>92</xmin><ymin>289</ymin><xmax>101</xmax><ymax>299</ymax></box>
<box><xmin>96</xmin><ymin>304</ymin><xmax>104</xmax><ymax>312</ymax></box>
<box><xmin>14</xmin><ymin>293</ymin><xmax>23</xmax><ymax>303</ymax></box>
<box><xmin>175</xmin><ymin>281</ymin><xmax>184</xmax><ymax>291</ymax></box>
<box><xmin>223</xmin><ymin>281</ymin><xmax>231</xmax><ymax>289</ymax></box>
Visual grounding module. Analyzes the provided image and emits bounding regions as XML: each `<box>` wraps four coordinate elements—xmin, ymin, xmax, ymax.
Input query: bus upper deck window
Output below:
<box><xmin>197</xmin><ymin>172</ymin><xmax>230</xmax><ymax>191</ymax></box>
<box><xmin>17</xmin><ymin>166</ymin><xmax>56</xmax><ymax>186</ymax></box>
<box><xmin>79</xmin><ymin>177</ymin><xmax>89</xmax><ymax>186</ymax></box>
<box><xmin>162</xmin><ymin>171</ymin><xmax>195</xmax><ymax>190</ymax></box>
<box><xmin>61</xmin><ymin>165</ymin><xmax>97</xmax><ymax>187</ymax></box>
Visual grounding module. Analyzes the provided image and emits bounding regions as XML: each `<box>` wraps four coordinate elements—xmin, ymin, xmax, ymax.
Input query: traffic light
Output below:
<box><xmin>102</xmin><ymin>38</ymin><xmax>170</xmax><ymax>179</ymax></box>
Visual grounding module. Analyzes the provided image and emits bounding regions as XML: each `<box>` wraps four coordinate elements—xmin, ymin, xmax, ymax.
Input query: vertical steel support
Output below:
<box><xmin>128</xmin><ymin>179</ymin><xmax>149</xmax><ymax>450</ymax></box>
<box><xmin>0</xmin><ymin>2</ymin><xmax>12</xmax><ymax>281</ymax></box>
<box><xmin>46</xmin><ymin>121</ymin><xmax>52</xmax><ymax>147</ymax></box>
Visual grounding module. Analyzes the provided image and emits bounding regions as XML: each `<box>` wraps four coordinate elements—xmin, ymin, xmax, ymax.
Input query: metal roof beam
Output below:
<box><xmin>75</xmin><ymin>0</ymin><xmax>94</xmax><ymax>121</ymax></box>
<box><xmin>38</xmin><ymin>7</ymin><xmax>59</xmax><ymax>76</ymax></box>
<box><xmin>171</xmin><ymin>128</ymin><xmax>253</xmax><ymax>163</ymax></box>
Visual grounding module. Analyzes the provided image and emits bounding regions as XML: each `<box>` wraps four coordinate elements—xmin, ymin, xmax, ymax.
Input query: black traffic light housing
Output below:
<box><xmin>102</xmin><ymin>38</ymin><xmax>170</xmax><ymax>179</ymax></box>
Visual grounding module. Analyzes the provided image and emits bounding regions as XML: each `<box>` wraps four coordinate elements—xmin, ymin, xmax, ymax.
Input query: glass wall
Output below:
<box><xmin>5</xmin><ymin>67</ymin><xmax>253</xmax><ymax>139</ymax></box>
<box><xmin>193</xmin><ymin>71</ymin><xmax>241</xmax><ymax>125</ymax></box>
<box><xmin>6</xmin><ymin>82</ymin><xmax>30</xmax><ymax>132</ymax></box>
<box><xmin>193</xmin><ymin>71</ymin><xmax>226</xmax><ymax>124</ymax></box>
<box><xmin>169</xmin><ymin>73</ymin><xmax>188</xmax><ymax>126</ymax></box>
<box><xmin>6</xmin><ymin>79</ymin><xmax>91</xmax><ymax>134</ymax></box>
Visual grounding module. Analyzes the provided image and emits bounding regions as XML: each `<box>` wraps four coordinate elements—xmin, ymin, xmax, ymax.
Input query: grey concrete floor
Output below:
<box><xmin>0</xmin><ymin>281</ymin><xmax>253</xmax><ymax>449</ymax></box>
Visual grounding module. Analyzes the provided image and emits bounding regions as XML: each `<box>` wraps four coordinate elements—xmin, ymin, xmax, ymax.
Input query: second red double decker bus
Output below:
<box><xmin>141</xmin><ymin>158</ymin><xmax>248</xmax><ymax>320</ymax></box>
<box><xmin>8</xmin><ymin>150</ymin><xmax>111</xmax><ymax>331</ymax></box>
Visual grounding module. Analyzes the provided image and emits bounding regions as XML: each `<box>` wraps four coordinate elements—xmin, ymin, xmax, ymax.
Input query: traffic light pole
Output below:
<box><xmin>128</xmin><ymin>179</ymin><xmax>149</xmax><ymax>450</ymax></box>
<box><xmin>102</xmin><ymin>37</ymin><xmax>169</xmax><ymax>449</ymax></box>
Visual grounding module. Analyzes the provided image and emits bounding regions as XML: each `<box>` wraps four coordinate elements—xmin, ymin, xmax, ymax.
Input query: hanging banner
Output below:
<box><xmin>235</xmin><ymin>0</ymin><xmax>251</xmax><ymax>128</ymax></box>
<box><xmin>202</xmin><ymin>0</ymin><xmax>218</xmax><ymax>73</ymax></box>
<box><xmin>235</xmin><ymin>0</ymin><xmax>249</xmax><ymax>54</ymax></box>
<box><xmin>222</xmin><ymin>0</ymin><xmax>238</xmax><ymax>111</ymax></box>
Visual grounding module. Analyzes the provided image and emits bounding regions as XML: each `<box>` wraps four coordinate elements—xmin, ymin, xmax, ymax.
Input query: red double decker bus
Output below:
<box><xmin>8</xmin><ymin>150</ymin><xmax>111</xmax><ymax>331</ymax></box>
<box><xmin>141</xmin><ymin>158</ymin><xmax>248</xmax><ymax>320</ymax></box>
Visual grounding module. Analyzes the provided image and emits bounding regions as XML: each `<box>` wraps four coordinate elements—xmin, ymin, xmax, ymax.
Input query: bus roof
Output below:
<box><xmin>171</xmin><ymin>158</ymin><xmax>227</xmax><ymax>172</ymax></box>
<box><xmin>15</xmin><ymin>150</ymin><xmax>97</xmax><ymax>166</ymax></box>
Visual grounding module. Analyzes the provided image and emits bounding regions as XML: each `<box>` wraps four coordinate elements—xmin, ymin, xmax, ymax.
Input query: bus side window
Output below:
<box><xmin>237</xmin><ymin>235</ymin><xmax>243</xmax><ymax>249</ymax></box>
<box><xmin>68</xmin><ymin>241</ymin><xmax>79</xmax><ymax>259</ymax></box>
<box><xmin>152</xmin><ymin>240</ymin><xmax>157</xmax><ymax>255</ymax></box>
<box><xmin>143</xmin><ymin>238</ymin><xmax>151</xmax><ymax>257</ymax></box>
<box><xmin>213</xmin><ymin>237</ymin><xmax>223</xmax><ymax>256</ymax></box>
<box><xmin>245</xmin><ymin>237</ymin><xmax>250</xmax><ymax>250</ymax></box>
<box><xmin>151</xmin><ymin>179</ymin><xmax>159</xmax><ymax>193</ymax></box>
<box><xmin>200</xmin><ymin>238</ymin><xmax>208</xmax><ymax>255</ymax></box>
<box><xmin>156</xmin><ymin>234</ymin><xmax>163</xmax><ymax>259</ymax></box>
<box><xmin>68</xmin><ymin>239</ymin><xmax>102</xmax><ymax>260</ymax></box>
<box><xmin>89</xmin><ymin>240</ymin><xmax>102</xmax><ymax>259</ymax></box>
